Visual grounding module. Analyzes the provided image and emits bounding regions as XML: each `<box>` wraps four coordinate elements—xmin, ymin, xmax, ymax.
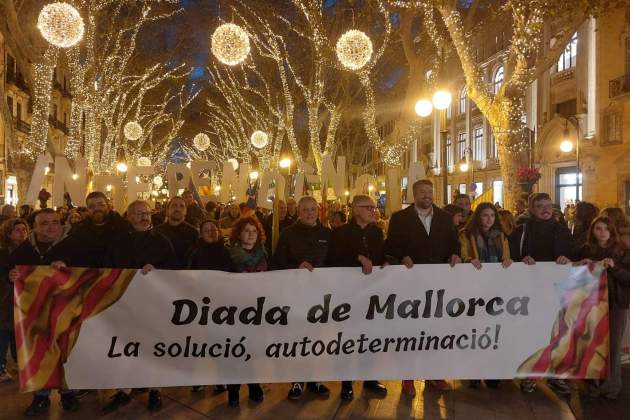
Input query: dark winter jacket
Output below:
<box><xmin>0</xmin><ymin>248</ymin><xmax>13</xmax><ymax>330</ymax></box>
<box><xmin>69</xmin><ymin>211</ymin><xmax>130</xmax><ymax>267</ymax></box>
<box><xmin>107</xmin><ymin>228</ymin><xmax>178</xmax><ymax>270</ymax></box>
<box><xmin>156</xmin><ymin>222</ymin><xmax>199</xmax><ymax>268</ymax></box>
<box><xmin>510</xmin><ymin>217</ymin><xmax>574</xmax><ymax>262</ymax></box>
<box><xmin>10</xmin><ymin>226</ymin><xmax>88</xmax><ymax>267</ymax></box>
<box><xmin>273</xmin><ymin>220</ymin><xmax>331</xmax><ymax>269</ymax></box>
<box><xmin>385</xmin><ymin>204</ymin><xmax>460</xmax><ymax>264</ymax></box>
<box><xmin>186</xmin><ymin>240</ymin><xmax>234</xmax><ymax>272</ymax></box>
<box><xmin>577</xmin><ymin>244</ymin><xmax>630</xmax><ymax>307</ymax></box>
<box><xmin>329</xmin><ymin>220</ymin><xmax>385</xmax><ymax>267</ymax></box>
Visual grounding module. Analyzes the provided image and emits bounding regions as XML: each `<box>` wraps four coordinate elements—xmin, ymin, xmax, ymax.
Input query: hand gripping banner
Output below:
<box><xmin>14</xmin><ymin>263</ymin><xmax>609</xmax><ymax>391</ymax></box>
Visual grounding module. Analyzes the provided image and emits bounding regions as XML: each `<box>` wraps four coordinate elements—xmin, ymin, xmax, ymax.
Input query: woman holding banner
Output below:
<box><xmin>0</xmin><ymin>218</ymin><xmax>29</xmax><ymax>384</ymax></box>
<box><xmin>459</xmin><ymin>202</ymin><xmax>512</xmax><ymax>389</ymax></box>
<box><xmin>225</xmin><ymin>216</ymin><xmax>267</xmax><ymax>405</ymax></box>
<box><xmin>577</xmin><ymin>216</ymin><xmax>630</xmax><ymax>400</ymax></box>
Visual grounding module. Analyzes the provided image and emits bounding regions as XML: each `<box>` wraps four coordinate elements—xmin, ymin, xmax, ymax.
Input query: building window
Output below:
<box><xmin>457</xmin><ymin>132</ymin><xmax>466</xmax><ymax>161</ymax></box>
<box><xmin>603</xmin><ymin>110</ymin><xmax>623</xmax><ymax>145</ymax></box>
<box><xmin>473</xmin><ymin>182</ymin><xmax>483</xmax><ymax>197</ymax></box>
<box><xmin>493</xmin><ymin>66</ymin><xmax>504</xmax><ymax>95</ymax></box>
<box><xmin>459</xmin><ymin>86</ymin><xmax>467</xmax><ymax>114</ymax></box>
<box><xmin>6</xmin><ymin>96</ymin><xmax>13</xmax><ymax>116</ymax></box>
<box><xmin>446</xmin><ymin>136</ymin><xmax>453</xmax><ymax>168</ymax></box>
<box><xmin>555</xmin><ymin>166</ymin><xmax>582</xmax><ymax>208</ymax></box>
<box><xmin>490</xmin><ymin>133</ymin><xmax>499</xmax><ymax>160</ymax></box>
<box><xmin>447</xmin><ymin>185</ymin><xmax>452</xmax><ymax>204</ymax></box>
<box><xmin>16</xmin><ymin>101</ymin><xmax>22</xmax><ymax>121</ymax></box>
<box><xmin>492</xmin><ymin>180</ymin><xmax>504</xmax><ymax>207</ymax></box>
<box><xmin>473</xmin><ymin>127</ymin><xmax>483</xmax><ymax>160</ymax></box>
<box><xmin>459</xmin><ymin>183</ymin><xmax>466</xmax><ymax>194</ymax></box>
<box><xmin>557</xmin><ymin>32</ymin><xmax>577</xmax><ymax>72</ymax></box>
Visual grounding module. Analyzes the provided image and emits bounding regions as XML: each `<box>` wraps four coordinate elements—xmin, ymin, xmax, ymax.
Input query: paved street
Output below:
<box><xmin>2</xmin><ymin>371</ymin><xmax>628</xmax><ymax>419</ymax></box>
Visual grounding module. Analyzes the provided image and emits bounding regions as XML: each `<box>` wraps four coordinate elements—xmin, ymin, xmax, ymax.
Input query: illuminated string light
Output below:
<box><xmin>37</xmin><ymin>2</ymin><xmax>85</xmax><ymax>48</ymax></box>
<box><xmin>211</xmin><ymin>23</ymin><xmax>251</xmax><ymax>65</ymax></box>
<box><xmin>137</xmin><ymin>157</ymin><xmax>151</xmax><ymax>166</ymax></box>
<box><xmin>124</xmin><ymin>121</ymin><xmax>143</xmax><ymax>141</ymax></box>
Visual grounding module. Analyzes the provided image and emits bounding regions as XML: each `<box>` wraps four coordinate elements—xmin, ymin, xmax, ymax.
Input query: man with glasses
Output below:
<box><xmin>103</xmin><ymin>200</ymin><xmax>177</xmax><ymax>413</ymax></box>
<box><xmin>385</xmin><ymin>179</ymin><xmax>461</xmax><ymax>395</ymax></box>
<box><xmin>329</xmin><ymin>195</ymin><xmax>388</xmax><ymax>400</ymax></box>
<box><xmin>511</xmin><ymin>192</ymin><xmax>574</xmax><ymax>396</ymax></box>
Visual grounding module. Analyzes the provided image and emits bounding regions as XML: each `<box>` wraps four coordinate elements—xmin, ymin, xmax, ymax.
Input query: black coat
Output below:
<box><xmin>273</xmin><ymin>220</ymin><xmax>331</xmax><ymax>269</ymax></box>
<box><xmin>107</xmin><ymin>228</ymin><xmax>178</xmax><ymax>270</ymax></box>
<box><xmin>577</xmin><ymin>245</ymin><xmax>630</xmax><ymax>307</ymax></box>
<box><xmin>511</xmin><ymin>217</ymin><xmax>574</xmax><ymax>262</ymax></box>
<box><xmin>186</xmin><ymin>240</ymin><xmax>234</xmax><ymax>272</ymax></box>
<box><xmin>69</xmin><ymin>212</ymin><xmax>130</xmax><ymax>267</ymax></box>
<box><xmin>10</xmin><ymin>229</ymin><xmax>88</xmax><ymax>267</ymax></box>
<box><xmin>329</xmin><ymin>220</ymin><xmax>385</xmax><ymax>267</ymax></box>
<box><xmin>0</xmin><ymin>248</ymin><xmax>13</xmax><ymax>330</ymax></box>
<box><xmin>385</xmin><ymin>204</ymin><xmax>460</xmax><ymax>264</ymax></box>
<box><xmin>155</xmin><ymin>222</ymin><xmax>199</xmax><ymax>268</ymax></box>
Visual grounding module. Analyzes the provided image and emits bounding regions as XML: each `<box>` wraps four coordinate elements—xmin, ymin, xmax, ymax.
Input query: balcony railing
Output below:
<box><xmin>16</xmin><ymin>120</ymin><xmax>31</xmax><ymax>133</ymax></box>
<box><xmin>48</xmin><ymin>116</ymin><xmax>69</xmax><ymax>135</ymax></box>
<box><xmin>609</xmin><ymin>74</ymin><xmax>630</xmax><ymax>98</ymax></box>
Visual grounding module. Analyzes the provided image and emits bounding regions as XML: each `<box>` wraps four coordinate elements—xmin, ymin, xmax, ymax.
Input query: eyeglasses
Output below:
<box><xmin>355</xmin><ymin>205</ymin><xmax>377</xmax><ymax>211</ymax></box>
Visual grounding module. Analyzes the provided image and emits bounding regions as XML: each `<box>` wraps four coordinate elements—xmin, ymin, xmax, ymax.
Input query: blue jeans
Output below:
<box><xmin>0</xmin><ymin>329</ymin><xmax>17</xmax><ymax>370</ymax></box>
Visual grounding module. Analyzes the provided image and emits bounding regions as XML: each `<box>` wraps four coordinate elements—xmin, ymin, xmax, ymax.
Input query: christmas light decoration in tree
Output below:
<box><xmin>124</xmin><ymin>121</ymin><xmax>143</xmax><ymax>141</ymax></box>
<box><xmin>250</xmin><ymin>130</ymin><xmax>269</xmax><ymax>149</ymax></box>
<box><xmin>137</xmin><ymin>156</ymin><xmax>151</xmax><ymax>166</ymax></box>
<box><xmin>211</xmin><ymin>23</ymin><xmax>250</xmax><ymax>65</ymax></box>
<box><xmin>37</xmin><ymin>2</ymin><xmax>85</xmax><ymax>48</ymax></box>
<box><xmin>227</xmin><ymin>158</ymin><xmax>239</xmax><ymax>170</ymax></box>
<box><xmin>336</xmin><ymin>30</ymin><xmax>373</xmax><ymax>70</ymax></box>
<box><xmin>193</xmin><ymin>133</ymin><xmax>211</xmax><ymax>151</ymax></box>
<box><xmin>153</xmin><ymin>175</ymin><xmax>164</xmax><ymax>187</ymax></box>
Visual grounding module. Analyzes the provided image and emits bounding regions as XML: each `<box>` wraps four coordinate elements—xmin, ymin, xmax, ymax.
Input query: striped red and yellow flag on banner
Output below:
<box><xmin>517</xmin><ymin>265</ymin><xmax>609</xmax><ymax>379</ymax></box>
<box><xmin>14</xmin><ymin>266</ymin><xmax>136</xmax><ymax>392</ymax></box>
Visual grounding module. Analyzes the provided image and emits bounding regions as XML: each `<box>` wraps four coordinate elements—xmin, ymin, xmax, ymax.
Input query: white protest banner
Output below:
<box><xmin>14</xmin><ymin>263</ymin><xmax>608</xmax><ymax>392</ymax></box>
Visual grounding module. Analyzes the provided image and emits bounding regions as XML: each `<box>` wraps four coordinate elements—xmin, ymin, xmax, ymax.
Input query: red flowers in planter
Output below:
<box><xmin>516</xmin><ymin>167</ymin><xmax>541</xmax><ymax>183</ymax></box>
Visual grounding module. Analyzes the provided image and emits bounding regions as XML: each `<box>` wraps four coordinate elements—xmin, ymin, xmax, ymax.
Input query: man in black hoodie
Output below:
<box><xmin>69</xmin><ymin>191</ymin><xmax>129</xmax><ymax>267</ymax></box>
<box><xmin>103</xmin><ymin>200</ymin><xmax>177</xmax><ymax>413</ymax></box>
<box><xmin>156</xmin><ymin>196</ymin><xmax>199</xmax><ymax>268</ymax></box>
<box><xmin>274</xmin><ymin>196</ymin><xmax>331</xmax><ymax>400</ymax></box>
<box><xmin>510</xmin><ymin>192</ymin><xmax>574</xmax><ymax>396</ymax></box>
<box><xmin>9</xmin><ymin>209</ymin><xmax>84</xmax><ymax>417</ymax></box>
<box><xmin>329</xmin><ymin>195</ymin><xmax>388</xmax><ymax>400</ymax></box>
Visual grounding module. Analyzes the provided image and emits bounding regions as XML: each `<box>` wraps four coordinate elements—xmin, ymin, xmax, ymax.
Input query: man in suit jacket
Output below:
<box><xmin>384</xmin><ymin>179</ymin><xmax>461</xmax><ymax>395</ymax></box>
<box><xmin>385</xmin><ymin>179</ymin><xmax>461</xmax><ymax>267</ymax></box>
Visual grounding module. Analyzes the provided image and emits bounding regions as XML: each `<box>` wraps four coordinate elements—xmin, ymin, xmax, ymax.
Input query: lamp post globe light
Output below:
<box><xmin>415</xmin><ymin>99</ymin><xmax>433</xmax><ymax>117</ymax></box>
<box><xmin>432</xmin><ymin>90</ymin><xmax>452</xmax><ymax>110</ymax></box>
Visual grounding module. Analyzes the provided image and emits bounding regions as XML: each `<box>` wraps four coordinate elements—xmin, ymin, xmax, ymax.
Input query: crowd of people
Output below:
<box><xmin>0</xmin><ymin>179</ymin><xmax>628</xmax><ymax>416</ymax></box>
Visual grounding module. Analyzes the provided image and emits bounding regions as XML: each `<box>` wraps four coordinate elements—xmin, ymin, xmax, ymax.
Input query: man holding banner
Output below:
<box><xmin>385</xmin><ymin>179</ymin><xmax>461</xmax><ymax>395</ymax></box>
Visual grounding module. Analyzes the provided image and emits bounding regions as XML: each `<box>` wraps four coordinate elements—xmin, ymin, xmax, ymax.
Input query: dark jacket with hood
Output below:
<box><xmin>510</xmin><ymin>216</ymin><xmax>574</xmax><ymax>262</ymax></box>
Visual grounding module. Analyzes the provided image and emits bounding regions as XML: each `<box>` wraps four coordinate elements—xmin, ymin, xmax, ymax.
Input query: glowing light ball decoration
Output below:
<box><xmin>153</xmin><ymin>175</ymin><xmax>163</xmax><ymax>187</ymax></box>
<box><xmin>227</xmin><ymin>158</ymin><xmax>239</xmax><ymax>170</ymax></box>
<box><xmin>124</xmin><ymin>121</ymin><xmax>143</xmax><ymax>141</ymax></box>
<box><xmin>193</xmin><ymin>133</ymin><xmax>210</xmax><ymax>151</ymax></box>
<box><xmin>336</xmin><ymin>30</ymin><xmax>373</xmax><ymax>71</ymax></box>
<box><xmin>211</xmin><ymin>23</ymin><xmax>250</xmax><ymax>66</ymax></box>
<box><xmin>37</xmin><ymin>3</ymin><xmax>85</xmax><ymax>48</ymax></box>
<box><xmin>137</xmin><ymin>157</ymin><xmax>151</xmax><ymax>166</ymax></box>
<box><xmin>250</xmin><ymin>130</ymin><xmax>269</xmax><ymax>149</ymax></box>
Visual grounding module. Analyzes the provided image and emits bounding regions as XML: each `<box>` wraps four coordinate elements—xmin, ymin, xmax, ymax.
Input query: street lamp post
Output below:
<box><xmin>560</xmin><ymin>116</ymin><xmax>581</xmax><ymax>202</ymax></box>
<box><xmin>459</xmin><ymin>146</ymin><xmax>474</xmax><ymax>195</ymax></box>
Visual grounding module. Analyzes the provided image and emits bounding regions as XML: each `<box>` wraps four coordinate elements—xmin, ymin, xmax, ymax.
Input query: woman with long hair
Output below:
<box><xmin>225</xmin><ymin>216</ymin><xmax>266</xmax><ymax>406</ymax></box>
<box><xmin>459</xmin><ymin>203</ymin><xmax>512</xmax><ymax>389</ymax></box>
<box><xmin>460</xmin><ymin>202</ymin><xmax>513</xmax><ymax>270</ymax></box>
<box><xmin>577</xmin><ymin>216</ymin><xmax>630</xmax><ymax>400</ymax></box>
<box><xmin>0</xmin><ymin>218</ymin><xmax>29</xmax><ymax>382</ymax></box>
<box><xmin>600</xmin><ymin>207</ymin><xmax>630</xmax><ymax>250</ymax></box>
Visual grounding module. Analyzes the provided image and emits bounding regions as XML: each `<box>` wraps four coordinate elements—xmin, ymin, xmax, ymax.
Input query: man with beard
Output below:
<box><xmin>385</xmin><ymin>179</ymin><xmax>460</xmax><ymax>395</ymax></box>
<box><xmin>510</xmin><ymin>192</ymin><xmax>574</xmax><ymax>396</ymax></box>
<box><xmin>9</xmin><ymin>209</ymin><xmax>86</xmax><ymax>416</ymax></box>
<box><xmin>182</xmin><ymin>190</ymin><xmax>205</xmax><ymax>228</ymax></box>
<box><xmin>103</xmin><ymin>200</ymin><xmax>177</xmax><ymax>413</ymax></box>
<box><xmin>70</xmin><ymin>191</ymin><xmax>129</xmax><ymax>267</ymax></box>
<box><xmin>156</xmin><ymin>197</ymin><xmax>199</xmax><ymax>268</ymax></box>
